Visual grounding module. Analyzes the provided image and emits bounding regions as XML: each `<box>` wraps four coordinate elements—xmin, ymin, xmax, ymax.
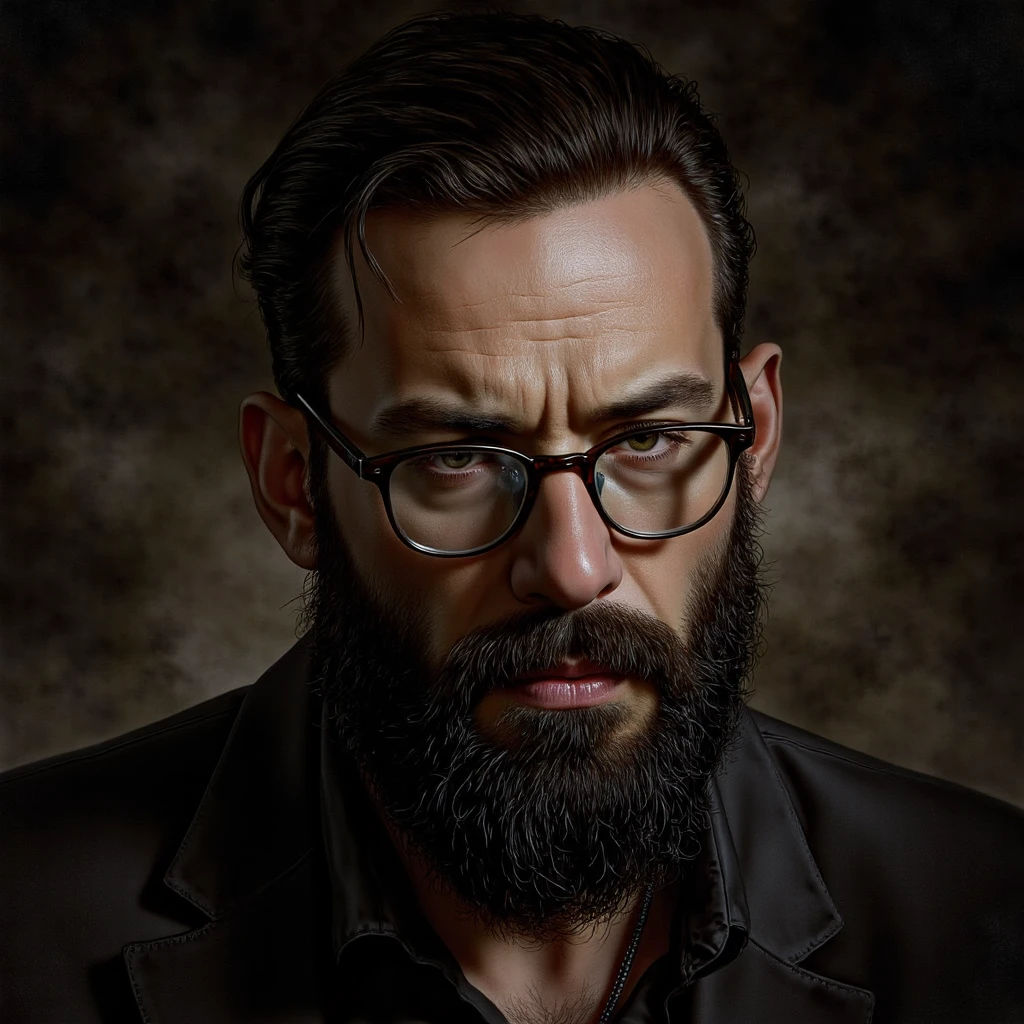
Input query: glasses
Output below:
<box><xmin>295</xmin><ymin>359</ymin><xmax>754</xmax><ymax>558</ymax></box>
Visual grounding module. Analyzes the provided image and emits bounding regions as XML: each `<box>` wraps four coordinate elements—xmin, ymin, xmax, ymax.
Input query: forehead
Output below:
<box><xmin>327</xmin><ymin>181</ymin><xmax>721</xmax><ymax>435</ymax></box>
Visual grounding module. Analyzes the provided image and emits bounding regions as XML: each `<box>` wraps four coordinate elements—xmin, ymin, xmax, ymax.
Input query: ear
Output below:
<box><xmin>737</xmin><ymin>343</ymin><xmax>783</xmax><ymax>504</ymax></box>
<box><xmin>238</xmin><ymin>391</ymin><xmax>317</xmax><ymax>570</ymax></box>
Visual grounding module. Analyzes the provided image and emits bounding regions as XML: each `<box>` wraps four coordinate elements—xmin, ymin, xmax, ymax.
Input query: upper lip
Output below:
<box><xmin>516</xmin><ymin>659</ymin><xmax>614</xmax><ymax>682</ymax></box>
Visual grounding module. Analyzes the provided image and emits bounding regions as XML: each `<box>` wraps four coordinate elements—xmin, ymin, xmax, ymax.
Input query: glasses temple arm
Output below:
<box><xmin>728</xmin><ymin>358</ymin><xmax>755</xmax><ymax>428</ymax></box>
<box><xmin>293</xmin><ymin>392</ymin><xmax>364</xmax><ymax>475</ymax></box>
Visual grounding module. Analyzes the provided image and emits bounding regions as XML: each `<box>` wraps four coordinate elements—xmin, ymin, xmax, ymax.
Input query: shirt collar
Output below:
<box><xmin>319</xmin><ymin>722</ymin><xmax>422</xmax><ymax>943</ymax></box>
<box><xmin>319</xmin><ymin>722</ymin><xmax>469</xmax><ymax>986</ymax></box>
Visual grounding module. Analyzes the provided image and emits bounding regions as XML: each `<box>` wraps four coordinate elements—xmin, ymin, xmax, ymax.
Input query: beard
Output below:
<box><xmin>305</xmin><ymin>454</ymin><xmax>767</xmax><ymax>940</ymax></box>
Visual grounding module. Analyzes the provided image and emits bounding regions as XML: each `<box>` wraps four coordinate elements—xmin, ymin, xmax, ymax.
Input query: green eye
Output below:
<box><xmin>440</xmin><ymin>452</ymin><xmax>474</xmax><ymax>469</ymax></box>
<box><xmin>626</xmin><ymin>433</ymin><xmax>659</xmax><ymax>452</ymax></box>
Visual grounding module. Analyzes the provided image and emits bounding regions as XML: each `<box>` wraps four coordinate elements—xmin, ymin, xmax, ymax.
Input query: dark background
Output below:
<box><xmin>2</xmin><ymin>0</ymin><xmax>1022</xmax><ymax>806</ymax></box>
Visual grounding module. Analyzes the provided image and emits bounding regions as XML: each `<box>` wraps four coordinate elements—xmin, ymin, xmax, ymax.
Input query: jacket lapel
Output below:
<box><xmin>685</xmin><ymin>711</ymin><xmax>874</xmax><ymax>1023</ymax></box>
<box><xmin>124</xmin><ymin>637</ymin><xmax>332</xmax><ymax>1023</ymax></box>
<box><xmin>688</xmin><ymin>940</ymin><xmax>875</xmax><ymax>1024</ymax></box>
<box><xmin>123</xmin><ymin>854</ymin><xmax>328</xmax><ymax>1023</ymax></box>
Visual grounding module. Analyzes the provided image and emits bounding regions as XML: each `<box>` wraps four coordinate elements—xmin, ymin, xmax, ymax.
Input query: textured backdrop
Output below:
<box><xmin>2</xmin><ymin>0</ymin><xmax>1022</xmax><ymax>806</ymax></box>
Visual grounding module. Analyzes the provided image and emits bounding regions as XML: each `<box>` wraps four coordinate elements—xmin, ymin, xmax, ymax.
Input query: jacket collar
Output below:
<box><xmin>712</xmin><ymin>710</ymin><xmax>844</xmax><ymax>964</ymax></box>
<box><xmin>125</xmin><ymin>638</ymin><xmax>872</xmax><ymax>1022</ymax></box>
<box><xmin>160</xmin><ymin>634</ymin><xmax>321</xmax><ymax>919</ymax></box>
<box><xmin>320</xmin><ymin>721</ymin><xmax>437</xmax><ymax>947</ymax></box>
<box><xmin>681</xmin><ymin>712</ymin><xmax>873</xmax><ymax>1022</ymax></box>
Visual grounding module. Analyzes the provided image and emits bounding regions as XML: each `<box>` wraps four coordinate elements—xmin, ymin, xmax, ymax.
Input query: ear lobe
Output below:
<box><xmin>239</xmin><ymin>392</ymin><xmax>318</xmax><ymax>570</ymax></box>
<box><xmin>737</xmin><ymin>343</ymin><xmax>783</xmax><ymax>504</ymax></box>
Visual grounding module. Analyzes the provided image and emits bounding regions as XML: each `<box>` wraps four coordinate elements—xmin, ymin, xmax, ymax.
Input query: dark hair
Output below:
<box><xmin>237</xmin><ymin>9</ymin><xmax>754</xmax><ymax>410</ymax></box>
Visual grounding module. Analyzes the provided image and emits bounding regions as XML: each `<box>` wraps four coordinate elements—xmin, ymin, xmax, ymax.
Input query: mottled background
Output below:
<box><xmin>2</xmin><ymin>0</ymin><xmax>1022</xmax><ymax>806</ymax></box>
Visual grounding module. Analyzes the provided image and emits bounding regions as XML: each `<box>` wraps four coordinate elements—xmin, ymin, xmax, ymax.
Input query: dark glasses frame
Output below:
<box><xmin>294</xmin><ymin>357</ymin><xmax>755</xmax><ymax>557</ymax></box>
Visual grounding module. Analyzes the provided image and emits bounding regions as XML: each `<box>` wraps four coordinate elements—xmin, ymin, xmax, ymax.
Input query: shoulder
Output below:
<box><xmin>1</xmin><ymin>685</ymin><xmax>247</xmax><ymax>813</ymax></box>
<box><xmin>750</xmin><ymin>708</ymin><xmax>1024</xmax><ymax>850</ymax></box>
<box><xmin>0</xmin><ymin>687</ymin><xmax>248</xmax><ymax>930</ymax></box>
<box><xmin>749</xmin><ymin>710</ymin><xmax>1024</xmax><ymax>1013</ymax></box>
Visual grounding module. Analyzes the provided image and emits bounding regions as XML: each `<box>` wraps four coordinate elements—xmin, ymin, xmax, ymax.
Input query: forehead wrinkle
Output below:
<box><xmin>421</xmin><ymin>275</ymin><xmax>633</xmax><ymax>304</ymax></box>
<box><xmin>422</xmin><ymin>349</ymin><xmax>567</xmax><ymax>411</ymax></box>
<box><xmin>414</xmin><ymin>335</ymin><xmax>653</xmax><ymax>384</ymax></box>
<box><xmin>420</xmin><ymin>327</ymin><xmax>651</xmax><ymax>353</ymax></box>
<box><xmin>417</xmin><ymin>302</ymin><xmax>647</xmax><ymax>341</ymax></box>
<box><xmin>409</xmin><ymin>266</ymin><xmax>649</xmax><ymax>333</ymax></box>
<box><xmin>413</xmin><ymin>299</ymin><xmax>659</xmax><ymax>353</ymax></box>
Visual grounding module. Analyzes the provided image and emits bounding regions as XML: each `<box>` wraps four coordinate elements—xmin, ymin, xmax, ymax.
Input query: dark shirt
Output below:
<box><xmin>2</xmin><ymin>636</ymin><xmax>1023</xmax><ymax>1023</ymax></box>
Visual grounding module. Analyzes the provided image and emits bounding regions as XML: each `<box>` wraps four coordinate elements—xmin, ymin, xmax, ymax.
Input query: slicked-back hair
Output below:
<box><xmin>237</xmin><ymin>9</ymin><xmax>755</xmax><ymax>414</ymax></box>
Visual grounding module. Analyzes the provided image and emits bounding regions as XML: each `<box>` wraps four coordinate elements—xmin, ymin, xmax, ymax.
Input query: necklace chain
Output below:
<box><xmin>597</xmin><ymin>883</ymin><xmax>655</xmax><ymax>1023</ymax></box>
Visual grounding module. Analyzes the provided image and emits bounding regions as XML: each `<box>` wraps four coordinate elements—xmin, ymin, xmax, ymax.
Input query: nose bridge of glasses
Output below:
<box><xmin>530</xmin><ymin>451</ymin><xmax>593</xmax><ymax>485</ymax></box>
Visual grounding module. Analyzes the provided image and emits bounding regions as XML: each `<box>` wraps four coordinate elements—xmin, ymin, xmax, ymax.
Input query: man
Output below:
<box><xmin>2</xmin><ymin>10</ymin><xmax>1021</xmax><ymax>1024</ymax></box>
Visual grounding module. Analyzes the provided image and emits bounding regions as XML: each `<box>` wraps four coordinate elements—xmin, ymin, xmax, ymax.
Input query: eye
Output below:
<box><xmin>605</xmin><ymin>428</ymin><xmax>692</xmax><ymax>464</ymax></box>
<box><xmin>438</xmin><ymin>452</ymin><xmax>475</xmax><ymax>470</ymax></box>
<box><xmin>625</xmin><ymin>432</ymin><xmax>659</xmax><ymax>452</ymax></box>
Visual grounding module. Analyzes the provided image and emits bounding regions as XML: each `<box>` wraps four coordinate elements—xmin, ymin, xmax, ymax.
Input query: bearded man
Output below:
<box><xmin>2</xmin><ymin>11</ymin><xmax>1022</xmax><ymax>1024</ymax></box>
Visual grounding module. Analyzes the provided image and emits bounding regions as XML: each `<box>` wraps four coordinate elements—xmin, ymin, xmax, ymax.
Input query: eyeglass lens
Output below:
<box><xmin>388</xmin><ymin>429</ymin><xmax>732</xmax><ymax>555</ymax></box>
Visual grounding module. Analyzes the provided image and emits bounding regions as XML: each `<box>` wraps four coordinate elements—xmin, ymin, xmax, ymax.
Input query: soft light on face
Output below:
<box><xmin>324</xmin><ymin>181</ymin><xmax>733</xmax><ymax>724</ymax></box>
<box><xmin>301</xmin><ymin>181</ymin><xmax>775</xmax><ymax>930</ymax></box>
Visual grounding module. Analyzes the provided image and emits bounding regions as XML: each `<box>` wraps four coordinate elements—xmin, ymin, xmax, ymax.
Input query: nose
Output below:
<box><xmin>509</xmin><ymin>469</ymin><xmax>623</xmax><ymax>609</ymax></box>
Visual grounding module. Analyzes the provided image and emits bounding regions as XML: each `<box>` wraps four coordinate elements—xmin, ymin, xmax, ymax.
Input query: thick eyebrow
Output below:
<box><xmin>371</xmin><ymin>372</ymin><xmax>718</xmax><ymax>440</ymax></box>
<box><xmin>601</xmin><ymin>372</ymin><xmax>718</xmax><ymax>421</ymax></box>
<box><xmin>372</xmin><ymin>399</ymin><xmax>520</xmax><ymax>438</ymax></box>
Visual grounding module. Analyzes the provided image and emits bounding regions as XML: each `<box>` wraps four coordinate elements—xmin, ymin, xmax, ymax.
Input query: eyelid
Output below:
<box><xmin>413</xmin><ymin>421</ymin><xmax>692</xmax><ymax>454</ymax></box>
<box><xmin>612</xmin><ymin>417</ymin><xmax>692</xmax><ymax>436</ymax></box>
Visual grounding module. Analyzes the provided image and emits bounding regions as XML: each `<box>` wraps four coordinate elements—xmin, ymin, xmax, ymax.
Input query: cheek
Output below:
<box><xmin>328</xmin><ymin>465</ymin><xmax>516</xmax><ymax>663</ymax></box>
<box><xmin>327</xmin><ymin>464</ymin><xmax>427</xmax><ymax>623</ymax></box>
<box><xmin>619</xmin><ymin>489</ymin><xmax>735</xmax><ymax>635</ymax></box>
<box><xmin>329</xmin><ymin>465</ymin><xmax>392</xmax><ymax>564</ymax></box>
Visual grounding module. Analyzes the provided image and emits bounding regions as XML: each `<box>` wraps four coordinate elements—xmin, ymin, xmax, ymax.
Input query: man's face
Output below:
<box><xmin>326</xmin><ymin>181</ymin><xmax>733</xmax><ymax>686</ymax></box>
<box><xmin>300</xmin><ymin>182</ymin><xmax>774</xmax><ymax>933</ymax></box>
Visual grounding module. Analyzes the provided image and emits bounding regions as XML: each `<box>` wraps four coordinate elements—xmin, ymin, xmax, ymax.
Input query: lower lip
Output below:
<box><xmin>504</xmin><ymin>676</ymin><xmax>625</xmax><ymax>709</ymax></box>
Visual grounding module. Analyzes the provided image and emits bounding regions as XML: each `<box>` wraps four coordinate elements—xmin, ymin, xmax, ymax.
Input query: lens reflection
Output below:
<box><xmin>596</xmin><ymin>430</ymin><xmax>730</xmax><ymax>535</ymax></box>
<box><xmin>391</xmin><ymin>451</ymin><xmax>528</xmax><ymax>553</ymax></box>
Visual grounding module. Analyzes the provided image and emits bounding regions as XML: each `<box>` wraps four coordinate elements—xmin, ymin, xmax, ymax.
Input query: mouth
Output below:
<box><xmin>502</xmin><ymin>659</ymin><xmax>628</xmax><ymax>709</ymax></box>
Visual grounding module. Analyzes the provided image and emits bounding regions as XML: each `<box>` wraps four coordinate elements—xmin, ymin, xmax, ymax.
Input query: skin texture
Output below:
<box><xmin>239</xmin><ymin>181</ymin><xmax>783</xmax><ymax>1018</ymax></box>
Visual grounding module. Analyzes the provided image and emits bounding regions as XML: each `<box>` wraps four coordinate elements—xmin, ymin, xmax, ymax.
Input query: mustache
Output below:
<box><xmin>435</xmin><ymin>602</ymin><xmax>693</xmax><ymax>706</ymax></box>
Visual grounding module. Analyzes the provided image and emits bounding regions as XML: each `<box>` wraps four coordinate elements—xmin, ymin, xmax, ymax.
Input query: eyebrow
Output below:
<box><xmin>371</xmin><ymin>371</ymin><xmax>718</xmax><ymax>439</ymax></box>
<box><xmin>602</xmin><ymin>372</ymin><xmax>717</xmax><ymax>421</ymax></box>
<box><xmin>373</xmin><ymin>401</ymin><xmax>518</xmax><ymax>438</ymax></box>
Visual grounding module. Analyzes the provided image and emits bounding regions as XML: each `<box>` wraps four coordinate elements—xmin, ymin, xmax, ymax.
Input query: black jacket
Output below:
<box><xmin>2</xmin><ymin>637</ymin><xmax>1022</xmax><ymax>1023</ymax></box>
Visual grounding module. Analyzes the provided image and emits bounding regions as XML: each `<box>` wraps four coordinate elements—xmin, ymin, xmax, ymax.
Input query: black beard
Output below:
<box><xmin>306</xmin><ymin>456</ymin><xmax>767</xmax><ymax>939</ymax></box>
